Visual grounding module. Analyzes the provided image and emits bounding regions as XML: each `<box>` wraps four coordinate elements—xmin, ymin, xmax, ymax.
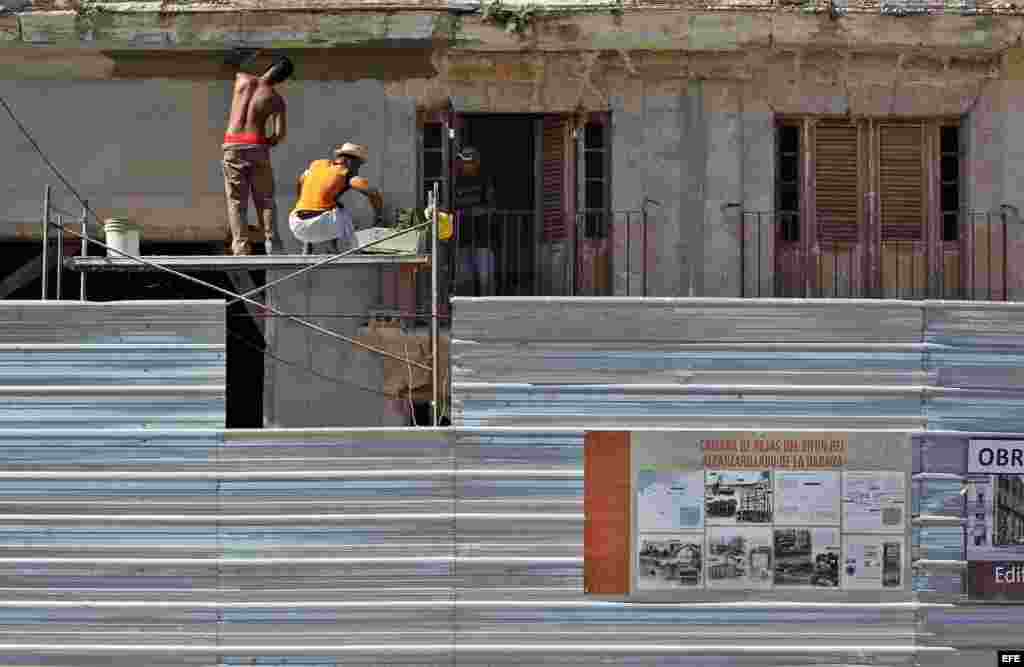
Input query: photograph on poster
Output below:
<box><xmin>706</xmin><ymin>527</ymin><xmax>774</xmax><ymax>589</ymax></box>
<box><xmin>705</xmin><ymin>471</ymin><xmax>773</xmax><ymax>525</ymax></box>
<box><xmin>842</xmin><ymin>535</ymin><xmax>904</xmax><ymax>590</ymax></box>
<box><xmin>637</xmin><ymin>534</ymin><xmax>704</xmax><ymax>590</ymax></box>
<box><xmin>965</xmin><ymin>474</ymin><xmax>1024</xmax><ymax>560</ymax></box>
<box><xmin>774</xmin><ymin>472</ymin><xmax>841</xmax><ymax>525</ymax></box>
<box><xmin>843</xmin><ymin>471</ymin><xmax>906</xmax><ymax>532</ymax></box>
<box><xmin>637</xmin><ymin>468</ymin><xmax>704</xmax><ymax>531</ymax></box>
<box><xmin>773</xmin><ymin>527</ymin><xmax>841</xmax><ymax>588</ymax></box>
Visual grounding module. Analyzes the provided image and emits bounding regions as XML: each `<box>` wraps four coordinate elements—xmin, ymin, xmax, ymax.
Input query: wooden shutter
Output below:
<box><xmin>879</xmin><ymin>124</ymin><xmax>925</xmax><ymax>241</ymax></box>
<box><xmin>542</xmin><ymin>116</ymin><xmax>568</xmax><ymax>241</ymax></box>
<box><xmin>814</xmin><ymin>122</ymin><xmax>860</xmax><ymax>243</ymax></box>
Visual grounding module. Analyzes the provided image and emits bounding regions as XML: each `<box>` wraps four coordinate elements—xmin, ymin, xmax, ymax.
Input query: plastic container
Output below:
<box><xmin>103</xmin><ymin>218</ymin><xmax>141</xmax><ymax>257</ymax></box>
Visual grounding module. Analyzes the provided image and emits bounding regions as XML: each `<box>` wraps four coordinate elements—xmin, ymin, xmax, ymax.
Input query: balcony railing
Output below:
<box><xmin>447</xmin><ymin>208</ymin><xmax>651</xmax><ymax>298</ymax></box>
<box><xmin>740</xmin><ymin>210</ymin><xmax>1022</xmax><ymax>300</ymax></box>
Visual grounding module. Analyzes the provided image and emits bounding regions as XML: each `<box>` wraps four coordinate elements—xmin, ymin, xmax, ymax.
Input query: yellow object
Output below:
<box><xmin>425</xmin><ymin>207</ymin><xmax>453</xmax><ymax>241</ymax></box>
<box><xmin>438</xmin><ymin>211</ymin><xmax>453</xmax><ymax>241</ymax></box>
<box><xmin>293</xmin><ymin>160</ymin><xmax>347</xmax><ymax>213</ymax></box>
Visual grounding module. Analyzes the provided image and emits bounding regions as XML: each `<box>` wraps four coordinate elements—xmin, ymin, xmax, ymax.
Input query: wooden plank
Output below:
<box><xmin>584</xmin><ymin>431</ymin><xmax>631</xmax><ymax>596</ymax></box>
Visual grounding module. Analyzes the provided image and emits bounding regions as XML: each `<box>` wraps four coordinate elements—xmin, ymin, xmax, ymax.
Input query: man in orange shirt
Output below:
<box><xmin>289</xmin><ymin>143</ymin><xmax>385</xmax><ymax>255</ymax></box>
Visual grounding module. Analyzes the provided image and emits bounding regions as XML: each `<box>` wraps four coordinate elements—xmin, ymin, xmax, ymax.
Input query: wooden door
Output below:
<box><xmin>538</xmin><ymin>115</ymin><xmax>575</xmax><ymax>295</ymax></box>
<box><xmin>876</xmin><ymin>122</ymin><xmax>928</xmax><ymax>298</ymax></box>
<box><xmin>811</xmin><ymin>120</ymin><xmax>865</xmax><ymax>297</ymax></box>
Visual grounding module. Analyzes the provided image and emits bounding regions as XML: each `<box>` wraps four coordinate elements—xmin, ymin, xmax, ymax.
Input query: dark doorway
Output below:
<box><xmin>451</xmin><ymin>113</ymin><xmax>537</xmax><ymax>296</ymax></box>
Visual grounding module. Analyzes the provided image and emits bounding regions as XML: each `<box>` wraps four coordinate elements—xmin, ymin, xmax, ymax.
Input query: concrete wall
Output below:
<box><xmin>0</xmin><ymin>76</ymin><xmax>418</xmax><ymax>250</ymax></box>
<box><xmin>610</xmin><ymin>79</ymin><xmax>706</xmax><ymax>297</ymax></box>
<box><xmin>263</xmin><ymin>265</ymin><xmax>408</xmax><ymax>428</ymax></box>
<box><xmin>3</xmin><ymin>45</ymin><xmax>1023</xmax><ymax>300</ymax></box>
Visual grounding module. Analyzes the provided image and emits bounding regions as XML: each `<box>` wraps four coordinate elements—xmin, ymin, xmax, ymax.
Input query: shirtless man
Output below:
<box><xmin>221</xmin><ymin>54</ymin><xmax>293</xmax><ymax>255</ymax></box>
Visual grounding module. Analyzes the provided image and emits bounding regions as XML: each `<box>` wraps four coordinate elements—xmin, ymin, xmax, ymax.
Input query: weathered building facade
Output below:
<box><xmin>3</xmin><ymin>0</ymin><xmax>1024</xmax><ymax>301</ymax></box>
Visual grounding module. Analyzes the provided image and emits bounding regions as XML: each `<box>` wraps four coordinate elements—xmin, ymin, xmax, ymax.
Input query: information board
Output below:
<box><xmin>584</xmin><ymin>430</ymin><xmax>911</xmax><ymax>598</ymax></box>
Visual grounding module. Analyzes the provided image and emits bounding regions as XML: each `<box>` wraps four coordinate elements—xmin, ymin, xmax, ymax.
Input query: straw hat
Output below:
<box><xmin>335</xmin><ymin>142</ymin><xmax>369</xmax><ymax>162</ymax></box>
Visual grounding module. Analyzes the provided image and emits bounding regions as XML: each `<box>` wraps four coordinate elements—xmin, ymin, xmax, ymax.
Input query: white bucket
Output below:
<box><xmin>103</xmin><ymin>218</ymin><xmax>141</xmax><ymax>257</ymax></box>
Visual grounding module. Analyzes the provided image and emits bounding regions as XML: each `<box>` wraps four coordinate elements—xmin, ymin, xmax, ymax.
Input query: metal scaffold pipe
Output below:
<box><xmin>431</xmin><ymin>182</ymin><xmax>440</xmax><ymax>427</ymax></box>
<box><xmin>40</xmin><ymin>184</ymin><xmax>49</xmax><ymax>301</ymax></box>
<box><xmin>79</xmin><ymin>202</ymin><xmax>88</xmax><ymax>301</ymax></box>
<box><xmin>55</xmin><ymin>214</ymin><xmax>63</xmax><ymax>300</ymax></box>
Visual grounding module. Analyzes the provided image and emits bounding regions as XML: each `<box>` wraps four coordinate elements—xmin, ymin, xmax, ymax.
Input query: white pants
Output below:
<box><xmin>288</xmin><ymin>207</ymin><xmax>355</xmax><ymax>249</ymax></box>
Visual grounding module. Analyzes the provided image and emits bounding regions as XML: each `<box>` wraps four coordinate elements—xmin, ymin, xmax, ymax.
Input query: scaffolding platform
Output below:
<box><xmin>66</xmin><ymin>254</ymin><xmax>429</xmax><ymax>273</ymax></box>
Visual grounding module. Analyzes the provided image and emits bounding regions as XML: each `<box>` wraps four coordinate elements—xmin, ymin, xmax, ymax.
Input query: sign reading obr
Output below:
<box><xmin>969</xmin><ymin>441</ymin><xmax>1024</xmax><ymax>474</ymax></box>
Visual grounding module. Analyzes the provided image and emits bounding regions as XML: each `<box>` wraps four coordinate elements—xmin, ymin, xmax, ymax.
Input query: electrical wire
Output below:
<box><xmin>0</xmin><ymin>91</ymin><xmax>432</xmax><ymax>372</ymax></box>
<box><xmin>0</xmin><ymin>88</ymin><xmax>456</xmax><ymax>419</ymax></box>
<box><xmin>226</xmin><ymin>328</ymin><xmax>402</xmax><ymax>400</ymax></box>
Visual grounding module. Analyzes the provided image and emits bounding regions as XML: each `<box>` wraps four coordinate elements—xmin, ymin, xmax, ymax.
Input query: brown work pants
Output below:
<box><xmin>222</xmin><ymin>146</ymin><xmax>277</xmax><ymax>256</ymax></box>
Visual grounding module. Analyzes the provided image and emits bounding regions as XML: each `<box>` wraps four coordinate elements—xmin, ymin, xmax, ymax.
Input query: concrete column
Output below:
<box><xmin>741</xmin><ymin>84</ymin><xmax>775</xmax><ymax>298</ymax></box>
<box><xmin>702</xmin><ymin>80</ymin><xmax>744</xmax><ymax>297</ymax></box>
<box><xmin>999</xmin><ymin>61</ymin><xmax>1024</xmax><ymax>301</ymax></box>
<box><xmin>965</xmin><ymin>77</ymin><xmax>1007</xmax><ymax>300</ymax></box>
<box><xmin>610</xmin><ymin>77</ymin><xmax>705</xmax><ymax>297</ymax></box>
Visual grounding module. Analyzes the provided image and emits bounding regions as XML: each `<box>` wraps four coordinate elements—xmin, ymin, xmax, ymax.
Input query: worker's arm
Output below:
<box><xmin>350</xmin><ymin>176</ymin><xmax>385</xmax><ymax>223</ymax></box>
<box><xmin>267</xmin><ymin>97</ymin><xmax>287</xmax><ymax>147</ymax></box>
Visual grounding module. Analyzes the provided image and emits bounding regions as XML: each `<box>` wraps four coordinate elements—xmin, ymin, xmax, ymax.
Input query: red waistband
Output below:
<box><xmin>223</xmin><ymin>132</ymin><xmax>269</xmax><ymax>145</ymax></box>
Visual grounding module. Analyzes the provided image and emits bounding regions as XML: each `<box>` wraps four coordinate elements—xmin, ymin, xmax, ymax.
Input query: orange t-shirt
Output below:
<box><xmin>293</xmin><ymin>160</ymin><xmax>350</xmax><ymax>213</ymax></box>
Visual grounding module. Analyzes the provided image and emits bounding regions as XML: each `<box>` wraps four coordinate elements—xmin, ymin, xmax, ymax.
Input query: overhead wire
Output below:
<box><xmin>225</xmin><ymin>329</ymin><xmax>403</xmax><ymax>400</ymax></box>
<box><xmin>0</xmin><ymin>91</ymin><xmax>433</xmax><ymax>373</ymax></box>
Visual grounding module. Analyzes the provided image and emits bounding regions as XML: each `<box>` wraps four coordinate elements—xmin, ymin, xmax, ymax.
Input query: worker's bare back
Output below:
<box><xmin>226</xmin><ymin>73</ymin><xmax>285</xmax><ymax>141</ymax></box>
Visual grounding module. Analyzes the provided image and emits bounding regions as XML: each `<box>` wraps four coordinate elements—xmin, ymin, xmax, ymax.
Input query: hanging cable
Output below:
<box><xmin>226</xmin><ymin>329</ymin><xmax>406</xmax><ymax>400</ymax></box>
<box><xmin>0</xmin><ymin>91</ymin><xmax>432</xmax><ymax>371</ymax></box>
<box><xmin>224</xmin><ymin>220</ymin><xmax>433</xmax><ymax>307</ymax></box>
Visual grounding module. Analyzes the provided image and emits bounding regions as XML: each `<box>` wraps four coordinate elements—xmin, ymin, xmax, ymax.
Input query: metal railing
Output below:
<box><xmin>448</xmin><ymin>208</ymin><xmax>651</xmax><ymax>298</ymax></box>
<box><xmin>740</xmin><ymin>210</ymin><xmax>1021</xmax><ymax>300</ymax></box>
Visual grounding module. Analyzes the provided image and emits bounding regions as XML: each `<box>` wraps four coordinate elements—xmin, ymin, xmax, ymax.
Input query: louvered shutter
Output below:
<box><xmin>542</xmin><ymin>116</ymin><xmax>568</xmax><ymax>241</ymax></box>
<box><xmin>814</xmin><ymin>123</ymin><xmax>860</xmax><ymax>243</ymax></box>
<box><xmin>879</xmin><ymin>124</ymin><xmax>925</xmax><ymax>241</ymax></box>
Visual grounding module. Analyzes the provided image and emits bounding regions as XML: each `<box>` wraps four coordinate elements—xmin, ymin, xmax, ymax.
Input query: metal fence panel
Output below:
<box><xmin>0</xmin><ymin>301</ymin><xmax>225</xmax><ymax>429</ymax></box>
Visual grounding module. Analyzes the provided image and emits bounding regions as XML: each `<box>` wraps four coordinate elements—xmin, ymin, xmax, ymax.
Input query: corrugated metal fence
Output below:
<box><xmin>5</xmin><ymin>298</ymin><xmax>1024</xmax><ymax>664</ymax></box>
<box><xmin>0</xmin><ymin>300</ymin><xmax>225</xmax><ymax>429</ymax></box>
<box><xmin>451</xmin><ymin>297</ymin><xmax>1024</xmax><ymax>431</ymax></box>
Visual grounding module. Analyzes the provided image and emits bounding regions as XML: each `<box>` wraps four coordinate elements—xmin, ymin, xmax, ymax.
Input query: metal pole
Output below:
<box><xmin>55</xmin><ymin>215</ymin><xmax>63</xmax><ymax>300</ymax></box>
<box><xmin>41</xmin><ymin>185</ymin><xmax>50</xmax><ymax>300</ymax></box>
<box><xmin>642</xmin><ymin>207</ymin><xmax>649</xmax><ymax>298</ymax></box>
<box><xmin>571</xmin><ymin>213</ymin><xmax>578</xmax><ymax>297</ymax></box>
<box><xmin>740</xmin><ymin>211</ymin><xmax>745</xmax><ymax>299</ymax></box>
<box><xmin>1003</xmin><ymin>212</ymin><xmax>1009</xmax><ymax>301</ymax></box>
<box><xmin>625</xmin><ymin>212</ymin><xmax>631</xmax><ymax>297</ymax></box>
<box><xmin>80</xmin><ymin>202</ymin><xmax>88</xmax><ymax>301</ymax></box>
<box><xmin>431</xmin><ymin>183</ymin><xmax>440</xmax><ymax>427</ymax></box>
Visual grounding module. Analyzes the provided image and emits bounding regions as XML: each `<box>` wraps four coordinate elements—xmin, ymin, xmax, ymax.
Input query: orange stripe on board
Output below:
<box><xmin>583</xmin><ymin>431</ymin><xmax>631</xmax><ymax>595</ymax></box>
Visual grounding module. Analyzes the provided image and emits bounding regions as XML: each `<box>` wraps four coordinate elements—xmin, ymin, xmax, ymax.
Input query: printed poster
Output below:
<box><xmin>774</xmin><ymin>471</ymin><xmax>841</xmax><ymax>525</ymax></box>
<box><xmin>637</xmin><ymin>533</ymin><xmax>704</xmax><ymax>590</ymax></box>
<box><xmin>772</xmin><ymin>527</ymin><xmax>840</xmax><ymax>588</ymax></box>
<box><xmin>842</xmin><ymin>535</ymin><xmax>904</xmax><ymax>590</ymax></box>
<box><xmin>706</xmin><ymin>527</ymin><xmax>774</xmax><ymax>590</ymax></box>
<box><xmin>843</xmin><ymin>471</ymin><xmax>906</xmax><ymax>532</ymax></box>
<box><xmin>705</xmin><ymin>470</ymin><xmax>773</xmax><ymax>526</ymax></box>
<box><xmin>637</xmin><ymin>468</ymin><xmax>704</xmax><ymax>531</ymax></box>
